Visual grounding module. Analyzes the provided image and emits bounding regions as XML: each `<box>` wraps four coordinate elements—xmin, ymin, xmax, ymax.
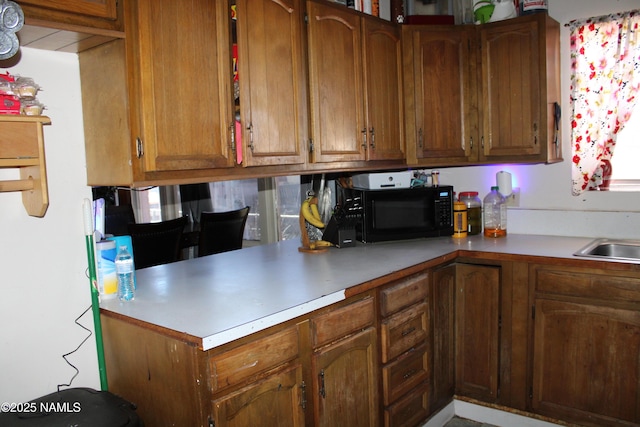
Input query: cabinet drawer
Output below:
<box><xmin>380</xmin><ymin>272</ymin><xmax>429</xmax><ymax>317</ymax></box>
<box><xmin>382</xmin><ymin>344</ymin><xmax>428</xmax><ymax>406</ymax></box>
<box><xmin>209</xmin><ymin>326</ymin><xmax>299</xmax><ymax>392</ymax></box>
<box><xmin>311</xmin><ymin>297</ymin><xmax>375</xmax><ymax>348</ymax></box>
<box><xmin>384</xmin><ymin>382</ymin><xmax>429</xmax><ymax>427</ymax></box>
<box><xmin>381</xmin><ymin>302</ymin><xmax>428</xmax><ymax>363</ymax></box>
<box><xmin>534</xmin><ymin>265</ymin><xmax>640</xmax><ymax>303</ymax></box>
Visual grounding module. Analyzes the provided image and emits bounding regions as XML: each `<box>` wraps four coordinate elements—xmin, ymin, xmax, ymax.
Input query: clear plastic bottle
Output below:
<box><xmin>483</xmin><ymin>186</ymin><xmax>507</xmax><ymax>238</ymax></box>
<box><xmin>459</xmin><ymin>191</ymin><xmax>482</xmax><ymax>235</ymax></box>
<box><xmin>115</xmin><ymin>245</ymin><xmax>135</xmax><ymax>301</ymax></box>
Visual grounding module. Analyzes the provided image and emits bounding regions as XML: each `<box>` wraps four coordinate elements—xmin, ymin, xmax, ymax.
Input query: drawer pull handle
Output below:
<box><xmin>403</xmin><ymin>369</ymin><xmax>417</xmax><ymax>379</ymax></box>
<box><xmin>401</xmin><ymin>326</ymin><xmax>416</xmax><ymax>337</ymax></box>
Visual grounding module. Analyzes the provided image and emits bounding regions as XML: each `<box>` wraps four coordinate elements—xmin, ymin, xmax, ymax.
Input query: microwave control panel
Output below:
<box><xmin>435</xmin><ymin>191</ymin><xmax>453</xmax><ymax>228</ymax></box>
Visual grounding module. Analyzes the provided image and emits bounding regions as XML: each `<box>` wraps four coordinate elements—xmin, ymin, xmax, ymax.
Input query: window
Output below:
<box><xmin>569</xmin><ymin>10</ymin><xmax>640</xmax><ymax>194</ymax></box>
<box><xmin>608</xmin><ymin>107</ymin><xmax>640</xmax><ymax>190</ymax></box>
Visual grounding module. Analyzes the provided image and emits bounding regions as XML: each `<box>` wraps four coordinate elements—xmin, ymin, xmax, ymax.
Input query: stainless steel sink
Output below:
<box><xmin>574</xmin><ymin>238</ymin><xmax>640</xmax><ymax>262</ymax></box>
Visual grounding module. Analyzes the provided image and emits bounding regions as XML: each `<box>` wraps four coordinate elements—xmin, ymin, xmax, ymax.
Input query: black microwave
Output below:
<box><xmin>353</xmin><ymin>186</ymin><xmax>454</xmax><ymax>243</ymax></box>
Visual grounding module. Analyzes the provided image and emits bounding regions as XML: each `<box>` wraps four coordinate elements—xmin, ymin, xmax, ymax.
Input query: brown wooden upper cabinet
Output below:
<box><xmin>124</xmin><ymin>0</ymin><xmax>235</xmax><ymax>175</ymax></box>
<box><xmin>307</xmin><ymin>0</ymin><xmax>404</xmax><ymax>164</ymax></box>
<box><xmin>403</xmin><ymin>13</ymin><xmax>561</xmax><ymax>167</ymax></box>
<box><xmin>18</xmin><ymin>0</ymin><xmax>123</xmax><ymax>32</ymax></box>
<box><xmin>234</xmin><ymin>0</ymin><xmax>308</xmax><ymax>167</ymax></box>
<box><xmin>80</xmin><ymin>0</ymin><xmax>236</xmax><ymax>186</ymax></box>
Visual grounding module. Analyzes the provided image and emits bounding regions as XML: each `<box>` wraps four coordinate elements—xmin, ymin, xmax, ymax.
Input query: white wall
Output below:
<box><xmin>438</xmin><ymin>0</ymin><xmax>640</xmax><ymax>239</ymax></box>
<box><xmin>0</xmin><ymin>48</ymin><xmax>97</xmax><ymax>402</ymax></box>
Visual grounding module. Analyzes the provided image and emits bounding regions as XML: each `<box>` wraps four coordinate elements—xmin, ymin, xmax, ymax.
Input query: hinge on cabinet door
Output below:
<box><xmin>247</xmin><ymin>122</ymin><xmax>254</xmax><ymax>152</ymax></box>
<box><xmin>136</xmin><ymin>137</ymin><xmax>143</xmax><ymax>158</ymax></box>
<box><xmin>304</xmin><ymin>13</ymin><xmax>308</xmax><ymax>24</ymax></box>
<box><xmin>529</xmin><ymin>386</ymin><xmax>534</xmax><ymax>401</ymax></box>
<box><xmin>319</xmin><ymin>369</ymin><xmax>326</xmax><ymax>398</ymax></box>
<box><xmin>369</xmin><ymin>127</ymin><xmax>375</xmax><ymax>149</ymax></box>
<box><xmin>309</xmin><ymin>139</ymin><xmax>314</xmax><ymax>153</ymax></box>
<box><xmin>300</xmin><ymin>381</ymin><xmax>307</xmax><ymax>410</ymax></box>
<box><xmin>498</xmin><ymin>314</ymin><xmax>502</xmax><ymax>330</ymax></box>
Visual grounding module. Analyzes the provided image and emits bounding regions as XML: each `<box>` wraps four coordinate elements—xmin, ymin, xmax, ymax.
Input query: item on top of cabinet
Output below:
<box><xmin>0</xmin><ymin>93</ymin><xmax>19</xmax><ymax>114</ymax></box>
<box><xmin>473</xmin><ymin>0</ymin><xmax>494</xmax><ymax>23</ymax></box>
<box><xmin>15</xmin><ymin>76</ymin><xmax>40</xmax><ymax>99</ymax></box>
<box><xmin>483</xmin><ymin>186</ymin><xmax>507</xmax><ymax>238</ymax></box>
<box><xmin>452</xmin><ymin>201</ymin><xmax>468</xmax><ymax>238</ymax></box>
<box><xmin>21</xmin><ymin>99</ymin><xmax>44</xmax><ymax>116</ymax></box>
<box><xmin>519</xmin><ymin>0</ymin><xmax>547</xmax><ymax>15</ymax></box>
<box><xmin>0</xmin><ymin>72</ymin><xmax>44</xmax><ymax>115</ymax></box>
<box><xmin>488</xmin><ymin>0</ymin><xmax>517</xmax><ymax>22</ymax></box>
<box><xmin>459</xmin><ymin>191</ymin><xmax>482</xmax><ymax>235</ymax></box>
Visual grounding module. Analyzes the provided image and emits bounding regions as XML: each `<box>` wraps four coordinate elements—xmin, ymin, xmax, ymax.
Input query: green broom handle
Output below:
<box><xmin>84</xmin><ymin>199</ymin><xmax>108</xmax><ymax>391</ymax></box>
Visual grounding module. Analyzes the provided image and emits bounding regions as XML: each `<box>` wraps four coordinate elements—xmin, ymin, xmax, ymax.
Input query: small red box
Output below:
<box><xmin>0</xmin><ymin>94</ymin><xmax>21</xmax><ymax>115</ymax></box>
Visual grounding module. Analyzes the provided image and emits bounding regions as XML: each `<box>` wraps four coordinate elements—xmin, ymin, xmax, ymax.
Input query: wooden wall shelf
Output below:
<box><xmin>0</xmin><ymin>115</ymin><xmax>52</xmax><ymax>217</ymax></box>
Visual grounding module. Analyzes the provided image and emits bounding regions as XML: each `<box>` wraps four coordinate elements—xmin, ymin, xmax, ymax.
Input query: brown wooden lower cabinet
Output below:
<box><xmin>212</xmin><ymin>364</ymin><xmax>305</xmax><ymax>427</ymax></box>
<box><xmin>378</xmin><ymin>271</ymin><xmax>430</xmax><ymax>427</ymax></box>
<box><xmin>530</xmin><ymin>264</ymin><xmax>640</xmax><ymax>427</ymax></box>
<box><xmin>455</xmin><ymin>263</ymin><xmax>501</xmax><ymax>402</ymax></box>
<box><xmin>100</xmin><ymin>257</ymin><xmax>640</xmax><ymax>427</ymax></box>
<box><xmin>309</xmin><ymin>296</ymin><xmax>379</xmax><ymax>427</ymax></box>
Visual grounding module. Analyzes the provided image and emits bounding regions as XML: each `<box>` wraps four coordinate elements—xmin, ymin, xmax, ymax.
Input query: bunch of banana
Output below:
<box><xmin>301</xmin><ymin>196</ymin><xmax>325</xmax><ymax>229</ymax></box>
<box><xmin>309</xmin><ymin>239</ymin><xmax>333</xmax><ymax>250</ymax></box>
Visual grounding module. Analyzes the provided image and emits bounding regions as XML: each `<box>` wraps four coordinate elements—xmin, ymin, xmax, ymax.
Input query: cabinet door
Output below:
<box><xmin>213</xmin><ymin>364</ymin><xmax>306</xmax><ymax>427</ymax></box>
<box><xmin>307</xmin><ymin>0</ymin><xmax>365</xmax><ymax>163</ymax></box>
<box><xmin>125</xmin><ymin>0</ymin><xmax>235</xmax><ymax>173</ymax></box>
<box><xmin>455</xmin><ymin>263</ymin><xmax>500</xmax><ymax>401</ymax></box>
<box><xmin>431</xmin><ymin>264</ymin><xmax>456</xmax><ymax>411</ymax></box>
<box><xmin>235</xmin><ymin>0</ymin><xmax>307</xmax><ymax>166</ymax></box>
<box><xmin>403</xmin><ymin>25</ymin><xmax>476</xmax><ymax>165</ymax></box>
<box><xmin>532</xmin><ymin>299</ymin><xmax>640</xmax><ymax>426</ymax></box>
<box><xmin>19</xmin><ymin>0</ymin><xmax>118</xmax><ymax>19</ymax></box>
<box><xmin>478</xmin><ymin>18</ymin><xmax>541</xmax><ymax>161</ymax></box>
<box><xmin>363</xmin><ymin>19</ymin><xmax>405</xmax><ymax>161</ymax></box>
<box><xmin>312</xmin><ymin>327</ymin><xmax>379</xmax><ymax>427</ymax></box>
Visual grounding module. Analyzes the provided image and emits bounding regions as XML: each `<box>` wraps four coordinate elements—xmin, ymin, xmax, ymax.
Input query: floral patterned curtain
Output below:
<box><xmin>569</xmin><ymin>10</ymin><xmax>640</xmax><ymax>195</ymax></box>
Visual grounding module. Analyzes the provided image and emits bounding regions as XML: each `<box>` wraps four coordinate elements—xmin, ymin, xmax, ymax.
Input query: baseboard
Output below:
<box><xmin>420</xmin><ymin>400</ymin><xmax>564</xmax><ymax>427</ymax></box>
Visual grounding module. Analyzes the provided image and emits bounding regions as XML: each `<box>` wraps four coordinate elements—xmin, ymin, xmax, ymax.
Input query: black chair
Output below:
<box><xmin>198</xmin><ymin>206</ymin><xmax>250</xmax><ymax>257</ymax></box>
<box><xmin>104</xmin><ymin>204</ymin><xmax>135</xmax><ymax>236</ymax></box>
<box><xmin>127</xmin><ymin>216</ymin><xmax>188</xmax><ymax>269</ymax></box>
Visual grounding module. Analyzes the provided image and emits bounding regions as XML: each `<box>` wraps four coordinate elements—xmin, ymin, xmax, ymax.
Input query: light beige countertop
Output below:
<box><xmin>100</xmin><ymin>234</ymin><xmax>619</xmax><ymax>351</ymax></box>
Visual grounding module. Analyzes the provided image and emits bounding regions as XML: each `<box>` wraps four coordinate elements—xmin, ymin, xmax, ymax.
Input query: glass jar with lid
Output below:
<box><xmin>459</xmin><ymin>191</ymin><xmax>482</xmax><ymax>235</ymax></box>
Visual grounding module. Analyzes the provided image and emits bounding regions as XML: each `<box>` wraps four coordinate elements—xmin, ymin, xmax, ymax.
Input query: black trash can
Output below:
<box><xmin>0</xmin><ymin>388</ymin><xmax>142</xmax><ymax>427</ymax></box>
